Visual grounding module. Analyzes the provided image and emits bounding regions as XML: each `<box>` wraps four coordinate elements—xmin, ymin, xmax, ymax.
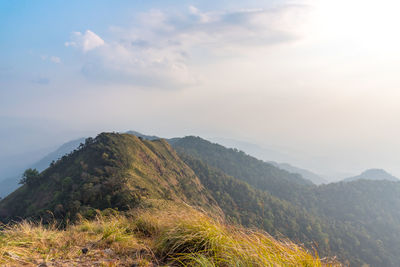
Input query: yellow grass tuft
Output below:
<box><xmin>0</xmin><ymin>202</ymin><xmax>339</xmax><ymax>266</ymax></box>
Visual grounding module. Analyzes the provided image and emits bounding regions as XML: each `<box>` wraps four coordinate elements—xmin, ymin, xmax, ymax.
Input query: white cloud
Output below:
<box><xmin>65</xmin><ymin>30</ymin><xmax>105</xmax><ymax>52</ymax></box>
<box><xmin>65</xmin><ymin>5</ymin><xmax>309</xmax><ymax>89</ymax></box>
<box><xmin>40</xmin><ymin>55</ymin><xmax>61</xmax><ymax>64</ymax></box>
<box><xmin>50</xmin><ymin>56</ymin><xmax>61</xmax><ymax>63</ymax></box>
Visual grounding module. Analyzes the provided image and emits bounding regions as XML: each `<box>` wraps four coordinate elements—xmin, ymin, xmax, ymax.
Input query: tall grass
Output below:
<box><xmin>0</xmin><ymin>202</ymin><xmax>339</xmax><ymax>266</ymax></box>
<box><xmin>153</xmin><ymin>208</ymin><xmax>324</xmax><ymax>266</ymax></box>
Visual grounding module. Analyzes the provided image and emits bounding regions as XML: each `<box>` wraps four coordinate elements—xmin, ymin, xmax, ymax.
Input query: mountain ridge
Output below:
<box><xmin>343</xmin><ymin>168</ymin><xmax>398</xmax><ymax>182</ymax></box>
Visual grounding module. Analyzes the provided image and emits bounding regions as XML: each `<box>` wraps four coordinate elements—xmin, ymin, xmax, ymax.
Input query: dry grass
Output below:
<box><xmin>0</xmin><ymin>202</ymin><xmax>339</xmax><ymax>266</ymax></box>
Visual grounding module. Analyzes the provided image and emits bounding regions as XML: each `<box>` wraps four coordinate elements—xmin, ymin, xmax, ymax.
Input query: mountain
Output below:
<box><xmin>0</xmin><ymin>133</ymin><xmax>332</xmax><ymax>261</ymax></box>
<box><xmin>0</xmin><ymin>138</ymin><xmax>85</xmax><ymax>198</ymax></box>
<box><xmin>0</xmin><ymin>133</ymin><xmax>327</xmax><ymax>249</ymax></box>
<box><xmin>178</xmin><ymin>152</ymin><xmax>331</xmax><ymax>251</ymax></box>
<box><xmin>0</xmin><ymin>130</ymin><xmax>165</xmax><ymax>199</ymax></box>
<box><xmin>209</xmin><ymin>137</ymin><xmax>298</xmax><ymax>165</ymax></box>
<box><xmin>171</xmin><ymin>135</ymin><xmax>400</xmax><ymax>266</ymax></box>
<box><xmin>170</xmin><ymin>136</ymin><xmax>315</xmax><ymax>203</ymax></box>
<box><xmin>0</xmin><ymin>133</ymin><xmax>217</xmax><ymax>222</ymax></box>
<box><xmin>211</xmin><ymin>137</ymin><xmax>327</xmax><ymax>185</ymax></box>
<box><xmin>303</xmin><ymin>180</ymin><xmax>400</xmax><ymax>266</ymax></box>
<box><xmin>343</xmin><ymin>168</ymin><xmax>398</xmax><ymax>182</ymax></box>
<box><xmin>3</xmin><ymin>132</ymin><xmax>400</xmax><ymax>266</ymax></box>
<box><xmin>128</xmin><ymin>132</ymin><xmax>325</xmax><ymax>186</ymax></box>
<box><xmin>269</xmin><ymin>161</ymin><xmax>327</xmax><ymax>185</ymax></box>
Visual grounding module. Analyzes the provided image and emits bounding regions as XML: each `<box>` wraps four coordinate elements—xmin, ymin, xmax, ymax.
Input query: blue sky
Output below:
<box><xmin>2</xmin><ymin>0</ymin><xmax>400</xmax><ymax>179</ymax></box>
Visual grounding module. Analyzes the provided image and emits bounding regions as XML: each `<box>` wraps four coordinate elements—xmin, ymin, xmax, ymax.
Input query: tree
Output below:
<box><xmin>19</xmin><ymin>168</ymin><xmax>40</xmax><ymax>186</ymax></box>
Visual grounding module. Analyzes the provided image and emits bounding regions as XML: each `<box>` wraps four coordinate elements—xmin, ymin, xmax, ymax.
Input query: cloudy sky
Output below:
<box><xmin>2</xmin><ymin>0</ymin><xmax>400</xmax><ymax>179</ymax></box>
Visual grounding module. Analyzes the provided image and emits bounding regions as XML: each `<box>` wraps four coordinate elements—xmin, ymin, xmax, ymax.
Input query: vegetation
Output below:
<box><xmin>3</xmin><ymin>132</ymin><xmax>400</xmax><ymax>266</ymax></box>
<box><xmin>0</xmin><ymin>133</ymin><xmax>216</xmax><ymax>223</ymax></box>
<box><xmin>0</xmin><ymin>201</ymin><xmax>331</xmax><ymax>266</ymax></box>
<box><xmin>172</xmin><ymin>135</ymin><xmax>400</xmax><ymax>266</ymax></box>
<box><xmin>301</xmin><ymin>180</ymin><xmax>400</xmax><ymax>266</ymax></box>
<box><xmin>178</xmin><ymin>153</ymin><xmax>330</xmax><ymax>252</ymax></box>
<box><xmin>19</xmin><ymin>168</ymin><xmax>40</xmax><ymax>186</ymax></box>
<box><xmin>171</xmin><ymin>136</ymin><xmax>314</xmax><ymax>203</ymax></box>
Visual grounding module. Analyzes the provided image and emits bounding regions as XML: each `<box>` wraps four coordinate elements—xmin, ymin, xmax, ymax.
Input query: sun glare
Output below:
<box><xmin>310</xmin><ymin>0</ymin><xmax>400</xmax><ymax>54</ymax></box>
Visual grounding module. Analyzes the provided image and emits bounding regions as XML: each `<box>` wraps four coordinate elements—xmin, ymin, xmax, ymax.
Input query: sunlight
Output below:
<box><xmin>310</xmin><ymin>0</ymin><xmax>400</xmax><ymax>54</ymax></box>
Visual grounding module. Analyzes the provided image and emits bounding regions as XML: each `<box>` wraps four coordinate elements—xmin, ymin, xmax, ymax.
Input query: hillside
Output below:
<box><xmin>208</xmin><ymin>137</ymin><xmax>326</xmax><ymax>185</ymax></box>
<box><xmin>170</xmin><ymin>135</ymin><xmax>400</xmax><ymax>266</ymax></box>
<box><xmin>0</xmin><ymin>131</ymin><xmax>161</xmax><ymax>199</ymax></box>
<box><xmin>0</xmin><ymin>133</ymin><xmax>217</xmax><ymax>222</ymax></box>
<box><xmin>178</xmin><ymin>153</ymin><xmax>331</xmax><ymax>252</ymax></box>
<box><xmin>171</xmin><ymin>136</ymin><xmax>314</xmax><ymax>203</ymax></box>
<box><xmin>343</xmin><ymin>168</ymin><xmax>398</xmax><ymax>182</ymax></box>
<box><xmin>302</xmin><ymin>180</ymin><xmax>400</xmax><ymax>266</ymax></box>
<box><xmin>269</xmin><ymin>162</ymin><xmax>327</xmax><ymax>185</ymax></box>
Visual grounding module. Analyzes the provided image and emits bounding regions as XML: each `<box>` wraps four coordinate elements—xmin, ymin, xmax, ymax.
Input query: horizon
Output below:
<box><xmin>2</xmin><ymin>0</ymin><xmax>400</xmax><ymax>180</ymax></box>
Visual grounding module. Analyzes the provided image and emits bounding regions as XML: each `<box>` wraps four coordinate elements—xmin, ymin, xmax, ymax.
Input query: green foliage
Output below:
<box><xmin>179</xmin><ymin>154</ymin><xmax>325</xmax><ymax>245</ymax></box>
<box><xmin>19</xmin><ymin>168</ymin><xmax>40</xmax><ymax>186</ymax></box>
<box><xmin>3</xmin><ymin>133</ymin><xmax>400</xmax><ymax>266</ymax></box>
<box><xmin>0</xmin><ymin>133</ymin><xmax>214</xmax><ymax>224</ymax></box>
<box><xmin>173</xmin><ymin>136</ymin><xmax>400</xmax><ymax>266</ymax></box>
<box><xmin>172</xmin><ymin>136</ymin><xmax>314</xmax><ymax>203</ymax></box>
<box><xmin>300</xmin><ymin>180</ymin><xmax>400</xmax><ymax>266</ymax></box>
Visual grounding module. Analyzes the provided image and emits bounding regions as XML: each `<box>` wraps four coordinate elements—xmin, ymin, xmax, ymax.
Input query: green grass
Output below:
<box><xmin>0</xmin><ymin>201</ymin><xmax>338</xmax><ymax>266</ymax></box>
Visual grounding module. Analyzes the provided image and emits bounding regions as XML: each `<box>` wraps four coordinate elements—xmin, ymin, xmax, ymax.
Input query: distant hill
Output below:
<box><xmin>210</xmin><ymin>137</ymin><xmax>326</xmax><ymax>185</ymax></box>
<box><xmin>303</xmin><ymin>179</ymin><xmax>400</xmax><ymax>266</ymax></box>
<box><xmin>171</xmin><ymin>136</ymin><xmax>315</xmax><ymax>203</ymax></box>
<box><xmin>343</xmin><ymin>168</ymin><xmax>398</xmax><ymax>182</ymax></box>
<box><xmin>269</xmin><ymin>161</ymin><xmax>327</xmax><ymax>185</ymax></box>
<box><xmin>0</xmin><ymin>138</ymin><xmax>85</xmax><ymax>198</ymax></box>
<box><xmin>31</xmin><ymin>137</ymin><xmax>86</xmax><ymax>171</ymax></box>
<box><xmin>209</xmin><ymin>137</ymin><xmax>298</xmax><ymax>164</ymax></box>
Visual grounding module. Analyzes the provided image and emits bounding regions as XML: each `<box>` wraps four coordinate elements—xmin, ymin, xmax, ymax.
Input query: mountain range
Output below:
<box><xmin>1</xmin><ymin>132</ymin><xmax>400</xmax><ymax>266</ymax></box>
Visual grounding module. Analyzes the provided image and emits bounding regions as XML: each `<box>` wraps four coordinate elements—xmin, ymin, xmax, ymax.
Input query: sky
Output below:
<box><xmin>2</xmin><ymin>0</ymin><xmax>400</xmax><ymax>180</ymax></box>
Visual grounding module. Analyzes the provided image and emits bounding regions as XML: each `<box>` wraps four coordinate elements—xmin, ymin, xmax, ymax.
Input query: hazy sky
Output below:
<box><xmin>2</xmin><ymin>0</ymin><xmax>400</xmax><ymax>179</ymax></box>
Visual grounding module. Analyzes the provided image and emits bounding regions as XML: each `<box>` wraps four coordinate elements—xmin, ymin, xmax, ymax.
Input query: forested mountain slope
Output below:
<box><xmin>302</xmin><ymin>180</ymin><xmax>400</xmax><ymax>266</ymax></box>
<box><xmin>171</xmin><ymin>135</ymin><xmax>400</xmax><ymax>266</ymax></box>
<box><xmin>178</xmin><ymin>153</ymin><xmax>330</xmax><ymax>251</ymax></box>
<box><xmin>171</xmin><ymin>136</ymin><xmax>314</xmax><ymax>203</ymax></box>
<box><xmin>269</xmin><ymin>161</ymin><xmax>327</xmax><ymax>185</ymax></box>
